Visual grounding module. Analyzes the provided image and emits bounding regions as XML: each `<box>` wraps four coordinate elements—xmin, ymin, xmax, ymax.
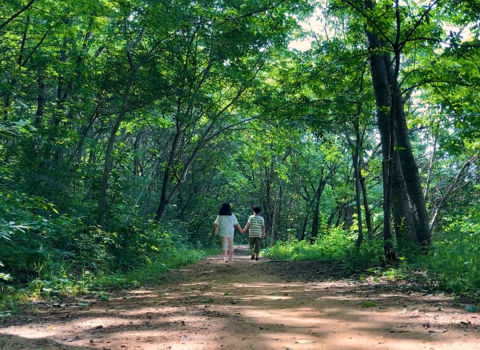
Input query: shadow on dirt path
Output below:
<box><xmin>1</xmin><ymin>245</ymin><xmax>480</xmax><ymax>349</ymax></box>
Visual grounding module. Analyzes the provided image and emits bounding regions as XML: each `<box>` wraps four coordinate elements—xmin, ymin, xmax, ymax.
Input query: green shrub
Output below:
<box><xmin>264</xmin><ymin>228</ymin><xmax>359</xmax><ymax>261</ymax></box>
<box><xmin>422</xmin><ymin>218</ymin><xmax>480</xmax><ymax>295</ymax></box>
<box><xmin>264</xmin><ymin>228</ymin><xmax>384</xmax><ymax>270</ymax></box>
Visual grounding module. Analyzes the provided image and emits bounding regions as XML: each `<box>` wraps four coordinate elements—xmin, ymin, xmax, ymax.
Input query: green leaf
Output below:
<box><xmin>361</xmin><ymin>301</ymin><xmax>376</xmax><ymax>308</ymax></box>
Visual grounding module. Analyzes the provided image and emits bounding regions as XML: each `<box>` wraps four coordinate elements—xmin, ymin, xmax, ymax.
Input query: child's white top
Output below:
<box><xmin>214</xmin><ymin>214</ymin><xmax>238</xmax><ymax>237</ymax></box>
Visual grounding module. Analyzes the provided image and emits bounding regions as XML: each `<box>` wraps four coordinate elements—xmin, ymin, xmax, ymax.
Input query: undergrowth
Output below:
<box><xmin>0</xmin><ymin>247</ymin><xmax>219</xmax><ymax>314</ymax></box>
<box><xmin>264</xmin><ymin>225</ymin><xmax>480</xmax><ymax>300</ymax></box>
<box><xmin>263</xmin><ymin>228</ymin><xmax>384</xmax><ymax>270</ymax></box>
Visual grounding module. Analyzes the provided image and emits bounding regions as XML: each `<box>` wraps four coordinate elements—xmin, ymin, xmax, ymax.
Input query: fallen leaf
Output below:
<box><xmin>362</xmin><ymin>301</ymin><xmax>376</xmax><ymax>308</ymax></box>
<box><xmin>295</xmin><ymin>340</ymin><xmax>315</xmax><ymax>344</ymax></box>
<box><xmin>428</xmin><ymin>328</ymin><xmax>448</xmax><ymax>333</ymax></box>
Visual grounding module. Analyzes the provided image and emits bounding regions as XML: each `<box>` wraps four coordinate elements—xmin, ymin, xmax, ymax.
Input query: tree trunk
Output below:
<box><xmin>36</xmin><ymin>67</ymin><xmax>45</xmax><ymax>125</ymax></box>
<box><xmin>359</xmin><ymin>176</ymin><xmax>373</xmax><ymax>239</ymax></box>
<box><xmin>155</xmin><ymin>126</ymin><xmax>181</xmax><ymax>222</ymax></box>
<box><xmin>310</xmin><ymin>171</ymin><xmax>325</xmax><ymax>244</ymax></box>
<box><xmin>133</xmin><ymin>133</ymin><xmax>142</xmax><ymax>176</ymax></box>
<box><xmin>300</xmin><ymin>215</ymin><xmax>308</xmax><ymax>241</ymax></box>
<box><xmin>98</xmin><ymin>68</ymin><xmax>137</xmax><ymax>228</ymax></box>
<box><xmin>310</xmin><ymin>195</ymin><xmax>321</xmax><ymax>244</ymax></box>
<box><xmin>391</xmin><ymin>155</ymin><xmax>418</xmax><ymax>245</ymax></box>
<box><xmin>424</xmin><ymin>129</ymin><xmax>437</xmax><ymax>201</ymax></box>
<box><xmin>392</xmin><ymin>85</ymin><xmax>431</xmax><ymax>246</ymax></box>
<box><xmin>354</xmin><ymin>124</ymin><xmax>363</xmax><ymax>247</ymax></box>
<box><xmin>270</xmin><ymin>179</ymin><xmax>283</xmax><ymax>246</ymax></box>
<box><xmin>344</xmin><ymin>205</ymin><xmax>354</xmax><ymax>231</ymax></box>
<box><xmin>364</xmin><ymin>0</ymin><xmax>396</xmax><ymax>261</ymax></box>
<box><xmin>381</xmin><ymin>37</ymin><xmax>432</xmax><ymax>247</ymax></box>
<box><xmin>326</xmin><ymin>207</ymin><xmax>337</xmax><ymax>230</ymax></box>
<box><xmin>335</xmin><ymin>205</ymin><xmax>344</xmax><ymax>228</ymax></box>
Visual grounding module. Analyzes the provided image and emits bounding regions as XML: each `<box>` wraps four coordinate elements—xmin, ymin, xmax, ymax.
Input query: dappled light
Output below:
<box><xmin>2</xmin><ymin>0</ymin><xmax>480</xmax><ymax>349</ymax></box>
<box><xmin>2</xmin><ymin>246</ymin><xmax>480</xmax><ymax>349</ymax></box>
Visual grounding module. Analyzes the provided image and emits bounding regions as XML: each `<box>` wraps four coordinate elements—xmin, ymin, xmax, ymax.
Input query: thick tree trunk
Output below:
<box><xmin>364</xmin><ymin>3</ymin><xmax>396</xmax><ymax>261</ymax></box>
<box><xmin>392</xmin><ymin>86</ymin><xmax>431</xmax><ymax>246</ymax></box>
<box><xmin>381</xmin><ymin>43</ymin><xmax>432</xmax><ymax>247</ymax></box>
<box><xmin>391</xmin><ymin>155</ymin><xmax>419</xmax><ymax>245</ymax></box>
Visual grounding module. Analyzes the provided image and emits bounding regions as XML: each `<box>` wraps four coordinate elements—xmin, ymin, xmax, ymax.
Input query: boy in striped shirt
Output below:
<box><xmin>241</xmin><ymin>206</ymin><xmax>265</xmax><ymax>261</ymax></box>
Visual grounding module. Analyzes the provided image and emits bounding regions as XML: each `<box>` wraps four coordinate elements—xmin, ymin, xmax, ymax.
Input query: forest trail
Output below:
<box><xmin>1</xmin><ymin>246</ymin><xmax>480</xmax><ymax>350</ymax></box>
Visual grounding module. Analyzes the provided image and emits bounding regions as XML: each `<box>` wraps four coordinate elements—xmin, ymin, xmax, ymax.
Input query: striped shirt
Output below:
<box><xmin>248</xmin><ymin>215</ymin><xmax>265</xmax><ymax>238</ymax></box>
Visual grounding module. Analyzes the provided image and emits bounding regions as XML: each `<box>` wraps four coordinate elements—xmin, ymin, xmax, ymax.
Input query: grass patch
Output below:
<box><xmin>263</xmin><ymin>229</ymin><xmax>357</xmax><ymax>261</ymax></box>
<box><xmin>0</xmin><ymin>246</ymin><xmax>219</xmax><ymax>313</ymax></box>
<box><xmin>264</xmin><ymin>225</ymin><xmax>480</xmax><ymax>302</ymax></box>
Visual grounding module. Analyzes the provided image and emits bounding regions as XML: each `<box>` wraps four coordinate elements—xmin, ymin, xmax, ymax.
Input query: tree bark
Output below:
<box><xmin>133</xmin><ymin>133</ymin><xmax>142</xmax><ymax>176</ymax></box>
<box><xmin>98</xmin><ymin>68</ymin><xmax>138</xmax><ymax>227</ymax></box>
<box><xmin>354</xmin><ymin>124</ymin><xmax>363</xmax><ymax>247</ymax></box>
<box><xmin>326</xmin><ymin>207</ymin><xmax>337</xmax><ymax>230</ymax></box>
<box><xmin>359</xmin><ymin>175</ymin><xmax>373</xmax><ymax>239</ymax></box>
<box><xmin>391</xmin><ymin>85</ymin><xmax>431</xmax><ymax>246</ymax></box>
<box><xmin>391</xmin><ymin>154</ymin><xmax>419</xmax><ymax>245</ymax></box>
<box><xmin>364</xmin><ymin>0</ymin><xmax>396</xmax><ymax>261</ymax></box>
<box><xmin>155</xmin><ymin>126</ymin><xmax>182</xmax><ymax>222</ymax></box>
<box><xmin>300</xmin><ymin>215</ymin><xmax>308</xmax><ymax>241</ymax></box>
<box><xmin>310</xmin><ymin>170</ymin><xmax>325</xmax><ymax>244</ymax></box>
<box><xmin>36</xmin><ymin>67</ymin><xmax>45</xmax><ymax>125</ymax></box>
<box><xmin>424</xmin><ymin>130</ymin><xmax>437</xmax><ymax>201</ymax></box>
<box><xmin>382</xmin><ymin>36</ymin><xmax>432</xmax><ymax>247</ymax></box>
<box><xmin>270</xmin><ymin>179</ymin><xmax>283</xmax><ymax>246</ymax></box>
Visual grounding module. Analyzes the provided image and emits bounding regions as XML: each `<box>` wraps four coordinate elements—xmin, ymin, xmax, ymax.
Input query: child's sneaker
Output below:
<box><xmin>250</xmin><ymin>254</ymin><xmax>255</xmax><ymax>260</ymax></box>
<box><xmin>230</xmin><ymin>256</ymin><xmax>235</xmax><ymax>262</ymax></box>
<box><xmin>224</xmin><ymin>257</ymin><xmax>228</xmax><ymax>263</ymax></box>
<box><xmin>255</xmin><ymin>257</ymin><xmax>260</xmax><ymax>261</ymax></box>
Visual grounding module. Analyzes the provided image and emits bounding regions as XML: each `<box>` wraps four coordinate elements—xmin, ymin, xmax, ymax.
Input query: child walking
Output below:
<box><xmin>241</xmin><ymin>206</ymin><xmax>266</xmax><ymax>261</ymax></box>
<box><xmin>213</xmin><ymin>203</ymin><xmax>242</xmax><ymax>263</ymax></box>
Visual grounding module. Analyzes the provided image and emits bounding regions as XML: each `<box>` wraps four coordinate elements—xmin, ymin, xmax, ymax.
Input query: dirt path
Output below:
<box><xmin>1</xmin><ymin>245</ymin><xmax>480</xmax><ymax>350</ymax></box>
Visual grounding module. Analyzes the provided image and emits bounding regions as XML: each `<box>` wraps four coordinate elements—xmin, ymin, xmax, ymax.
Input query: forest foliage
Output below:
<box><xmin>1</xmin><ymin>0</ymin><xmax>480</xmax><ymax>307</ymax></box>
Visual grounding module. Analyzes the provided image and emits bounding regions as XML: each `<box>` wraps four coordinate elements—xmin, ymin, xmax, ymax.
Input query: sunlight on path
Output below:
<box><xmin>1</xmin><ymin>245</ymin><xmax>480</xmax><ymax>350</ymax></box>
